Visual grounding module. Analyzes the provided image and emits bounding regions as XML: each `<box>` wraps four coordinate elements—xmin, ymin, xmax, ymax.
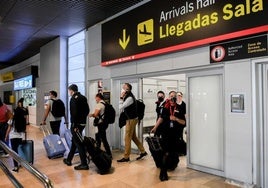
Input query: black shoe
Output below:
<box><xmin>12</xmin><ymin>167</ymin><xmax>19</xmax><ymax>173</ymax></box>
<box><xmin>117</xmin><ymin>158</ymin><xmax>130</xmax><ymax>162</ymax></box>
<box><xmin>159</xmin><ymin>169</ymin><xmax>168</xmax><ymax>181</ymax></box>
<box><xmin>136</xmin><ymin>152</ymin><xmax>148</xmax><ymax>160</ymax></box>
<box><xmin>74</xmin><ymin>164</ymin><xmax>89</xmax><ymax>170</ymax></box>
<box><xmin>63</xmin><ymin>159</ymin><xmax>72</xmax><ymax>166</ymax></box>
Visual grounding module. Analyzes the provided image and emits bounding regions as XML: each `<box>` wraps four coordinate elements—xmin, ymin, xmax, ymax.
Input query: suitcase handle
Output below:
<box><xmin>40</xmin><ymin>124</ymin><xmax>51</xmax><ymax>137</ymax></box>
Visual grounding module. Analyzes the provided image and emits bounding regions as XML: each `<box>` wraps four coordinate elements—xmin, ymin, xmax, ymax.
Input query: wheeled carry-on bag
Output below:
<box><xmin>145</xmin><ymin>133</ymin><xmax>179</xmax><ymax>170</ymax></box>
<box><xmin>145</xmin><ymin>134</ymin><xmax>163</xmax><ymax>168</ymax></box>
<box><xmin>41</xmin><ymin>126</ymin><xmax>66</xmax><ymax>159</ymax></box>
<box><xmin>76</xmin><ymin>131</ymin><xmax>112</xmax><ymax>174</ymax></box>
<box><xmin>18</xmin><ymin>132</ymin><xmax>34</xmax><ymax>164</ymax></box>
<box><xmin>63</xmin><ymin>128</ymin><xmax>78</xmax><ymax>153</ymax></box>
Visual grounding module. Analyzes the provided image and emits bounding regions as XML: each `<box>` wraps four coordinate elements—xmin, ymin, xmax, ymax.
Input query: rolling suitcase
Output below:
<box><xmin>145</xmin><ymin>134</ymin><xmax>163</xmax><ymax>168</ymax></box>
<box><xmin>41</xmin><ymin>126</ymin><xmax>66</xmax><ymax>159</ymax></box>
<box><xmin>63</xmin><ymin>128</ymin><xmax>78</xmax><ymax>153</ymax></box>
<box><xmin>18</xmin><ymin>133</ymin><xmax>34</xmax><ymax>164</ymax></box>
<box><xmin>76</xmin><ymin>131</ymin><xmax>112</xmax><ymax>174</ymax></box>
<box><xmin>145</xmin><ymin>134</ymin><xmax>179</xmax><ymax>170</ymax></box>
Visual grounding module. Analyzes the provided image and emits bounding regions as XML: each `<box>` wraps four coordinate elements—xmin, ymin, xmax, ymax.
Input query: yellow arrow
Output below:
<box><xmin>119</xmin><ymin>29</ymin><xmax>130</xmax><ymax>50</ymax></box>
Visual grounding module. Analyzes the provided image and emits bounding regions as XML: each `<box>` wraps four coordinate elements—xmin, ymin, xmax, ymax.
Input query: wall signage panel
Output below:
<box><xmin>14</xmin><ymin>75</ymin><xmax>34</xmax><ymax>91</ymax></box>
<box><xmin>102</xmin><ymin>0</ymin><xmax>268</xmax><ymax>66</ymax></box>
<box><xmin>210</xmin><ymin>34</ymin><xmax>268</xmax><ymax>63</ymax></box>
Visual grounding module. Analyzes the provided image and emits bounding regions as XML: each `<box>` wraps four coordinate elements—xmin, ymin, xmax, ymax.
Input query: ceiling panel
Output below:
<box><xmin>0</xmin><ymin>0</ymin><xmax>147</xmax><ymax>67</ymax></box>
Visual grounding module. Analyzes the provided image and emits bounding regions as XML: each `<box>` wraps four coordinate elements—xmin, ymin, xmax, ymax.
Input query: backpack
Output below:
<box><xmin>51</xmin><ymin>99</ymin><xmax>65</xmax><ymax>118</ymax></box>
<box><xmin>136</xmin><ymin>99</ymin><xmax>145</xmax><ymax>121</ymax></box>
<box><xmin>14</xmin><ymin>107</ymin><xmax>27</xmax><ymax>133</ymax></box>
<box><xmin>101</xmin><ymin>102</ymin><xmax>116</xmax><ymax>124</ymax></box>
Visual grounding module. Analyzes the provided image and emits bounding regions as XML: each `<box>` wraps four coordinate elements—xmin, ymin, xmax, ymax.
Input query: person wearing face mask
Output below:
<box><xmin>155</xmin><ymin>91</ymin><xmax>166</xmax><ymax>136</ymax></box>
<box><xmin>117</xmin><ymin>83</ymin><xmax>147</xmax><ymax>162</ymax></box>
<box><xmin>151</xmin><ymin>91</ymin><xmax>186</xmax><ymax>181</ymax></box>
<box><xmin>177</xmin><ymin>91</ymin><xmax>187</xmax><ymax>156</ymax></box>
<box><xmin>63</xmin><ymin>84</ymin><xmax>90</xmax><ymax>170</ymax></box>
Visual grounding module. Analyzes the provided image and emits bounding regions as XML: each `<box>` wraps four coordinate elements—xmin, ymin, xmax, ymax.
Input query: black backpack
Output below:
<box><xmin>101</xmin><ymin>102</ymin><xmax>116</xmax><ymax>124</ymax></box>
<box><xmin>136</xmin><ymin>99</ymin><xmax>145</xmax><ymax>121</ymax></box>
<box><xmin>51</xmin><ymin>99</ymin><xmax>65</xmax><ymax>118</ymax></box>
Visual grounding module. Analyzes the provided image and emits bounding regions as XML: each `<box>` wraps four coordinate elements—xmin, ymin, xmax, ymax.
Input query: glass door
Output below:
<box><xmin>187</xmin><ymin>70</ymin><xmax>224</xmax><ymax>176</ymax></box>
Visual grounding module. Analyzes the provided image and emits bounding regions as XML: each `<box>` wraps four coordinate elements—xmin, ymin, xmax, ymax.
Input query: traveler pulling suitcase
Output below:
<box><xmin>76</xmin><ymin>130</ymin><xmax>112</xmax><ymax>174</ymax></box>
<box><xmin>41</xmin><ymin>126</ymin><xmax>66</xmax><ymax>159</ymax></box>
<box><xmin>18</xmin><ymin>132</ymin><xmax>34</xmax><ymax>164</ymax></box>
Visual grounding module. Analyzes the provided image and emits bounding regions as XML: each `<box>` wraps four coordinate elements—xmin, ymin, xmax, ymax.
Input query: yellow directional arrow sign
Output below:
<box><xmin>119</xmin><ymin>29</ymin><xmax>130</xmax><ymax>50</ymax></box>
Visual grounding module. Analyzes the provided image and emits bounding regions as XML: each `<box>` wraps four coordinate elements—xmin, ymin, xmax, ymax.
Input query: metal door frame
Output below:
<box><xmin>252</xmin><ymin>58</ymin><xmax>268</xmax><ymax>188</ymax></box>
<box><xmin>186</xmin><ymin>68</ymin><xmax>225</xmax><ymax>177</ymax></box>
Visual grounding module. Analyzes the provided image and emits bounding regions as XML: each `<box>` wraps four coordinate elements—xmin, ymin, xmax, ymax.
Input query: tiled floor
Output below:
<box><xmin>0</xmin><ymin>126</ymin><xmax>239</xmax><ymax>188</ymax></box>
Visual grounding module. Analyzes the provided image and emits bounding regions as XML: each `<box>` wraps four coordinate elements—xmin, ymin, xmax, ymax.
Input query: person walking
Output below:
<box><xmin>117</xmin><ymin>83</ymin><xmax>147</xmax><ymax>162</ymax></box>
<box><xmin>89</xmin><ymin>93</ymin><xmax>112</xmax><ymax>158</ymax></box>
<box><xmin>0</xmin><ymin>97</ymin><xmax>12</xmax><ymax>158</ymax></box>
<box><xmin>6</xmin><ymin>98</ymin><xmax>28</xmax><ymax>172</ymax></box>
<box><xmin>41</xmin><ymin>90</ymin><xmax>67</xmax><ymax>135</ymax></box>
<box><xmin>155</xmin><ymin>91</ymin><xmax>166</xmax><ymax>137</ymax></box>
<box><xmin>177</xmin><ymin>91</ymin><xmax>187</xmax><ymax>156</ymax></box>
<box><xmin>63</xmin><ymin>84</ymin><xmax>90</xmax><ymax>170</ymax></box>
<box><xmin>151</xmin><ymin>91</ymin><xmax>186</xmax><ymax>181</ymax></box>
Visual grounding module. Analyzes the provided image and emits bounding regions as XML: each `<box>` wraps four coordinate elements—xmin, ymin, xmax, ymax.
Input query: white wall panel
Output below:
<box><xmin>225</xmin><ymin>61</ymin><xmax>253</xmax><ymax>183</ymax></box>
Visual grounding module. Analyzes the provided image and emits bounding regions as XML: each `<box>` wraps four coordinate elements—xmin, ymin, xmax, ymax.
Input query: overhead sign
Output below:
<box><xmin>210</xmin><ymin>34</ymin><xmax>268</xmax><ymax>63</ymax></box>
<box><xmin>102</xmin><ymin>0</ymin><xmax>268</xmax><ymax>66</ymax></box>
<box><xmin>14</xmin><ymin>75</ymin><xmax>34</xmax><ymax>91</ymax></box>
<box><xmin>1</xmin><ymin>72</ymin><xmax>14</xmax><ymax>82</ymax></box>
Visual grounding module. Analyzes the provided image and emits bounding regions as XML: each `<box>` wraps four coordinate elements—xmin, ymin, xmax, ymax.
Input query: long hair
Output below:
<box><xmin>0</xmin><ymin>97</ymin><xmax>3</xmax><ymax>107</ymax></box>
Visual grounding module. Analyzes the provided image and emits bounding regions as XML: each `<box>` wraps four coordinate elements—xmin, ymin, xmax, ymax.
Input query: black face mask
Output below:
<box><xmin>158</xmin><ymin>97</ymin><xmax>164</xmax><ymax>102</ymax></box>
<box><xmin>171</xmin><ymin>97</ymin><xmax>177</xmax><ymax>103</ymax></box>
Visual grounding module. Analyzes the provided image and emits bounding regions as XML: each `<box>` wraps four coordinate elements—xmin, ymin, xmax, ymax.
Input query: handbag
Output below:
<box><xmin>93</xmin><ymin>118</ymin><xmax>100</xmax><ymax>127</ymax></box>
<box><xmin>119</xmin><ymin>112</ymin><xmax>127</xmax><ymax>129</ymax></box>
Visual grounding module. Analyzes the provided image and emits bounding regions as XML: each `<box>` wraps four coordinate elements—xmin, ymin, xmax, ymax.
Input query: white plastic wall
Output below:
<box><xmin>224</xmin><ymin>60</ymin><xmax>253</xmax><ymax>183</ymax></box>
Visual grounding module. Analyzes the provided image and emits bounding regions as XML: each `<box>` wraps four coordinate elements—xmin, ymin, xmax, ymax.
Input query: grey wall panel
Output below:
<box><xmin>87</xmin><ymin>25</ymin><xmax>101</xmax><ymax>53</ymax></box>
<box><xmin>224</xmin><ymin>60</ymin><xmax>253</xmax><ymax>183</ymax></box>
<box><xmin>38</xmin><ymin>37</ymin><xmax>67</xmax><ymax>126</ymax></box>
<box><xmin>172</xmin><ymin>46</ymin><xmax>210</xmax><ymax>69</ymax></box>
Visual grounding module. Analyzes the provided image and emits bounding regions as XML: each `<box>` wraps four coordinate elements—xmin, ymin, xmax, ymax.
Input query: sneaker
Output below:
<box><xmin>0</xmin><ymin>153</ymin><xmax>9</xmax><ymax>158</ymax></box>
<box><xmin>74</xmin><ymin>164</ymin><xmax>89</xmax><ymax>170</ymax></box>
<box><xmin>12</xmin><ymin>167</ymin><xmax>19</xmax><ymax>173</ymax></box>
<box><xmin>117</xmin><ymin>158</ymin><xmax>130</xmax><ymax>162</ymax></box>
<box><xmin>136</xmin><ymin>152</ymin><xmax>148</xmax><ymax>160</ymax></box>
<box><xmin>63</xmin><ymin>159</ymin><xmax>72</xmax><ymax>166</ymax></box>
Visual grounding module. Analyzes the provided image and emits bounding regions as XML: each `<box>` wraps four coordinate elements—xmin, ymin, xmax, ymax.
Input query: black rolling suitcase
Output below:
<box><xmin>145</xmin><ymin>134</ymin><xmax>163</xmax><ymax>168</ymax></box>
<box><xmin>76</xmin><ymin>131</ymin><xmax>112</xmax><ymax>174</ymax></box>
<box><xmin>145</xmin><ymin>134</ymin><xmax>179</xmax><ymax>170</ymax></box>
<box><xmin>18</xmin><ymin>133</ymin><xmax>34</xmax><ymax>164</ymax></box>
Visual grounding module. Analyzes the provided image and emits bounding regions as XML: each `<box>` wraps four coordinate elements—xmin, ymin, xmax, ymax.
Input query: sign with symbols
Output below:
<box><xmin>102</xmin><ymin>0</ymin><xmax>268</xmax><ymax>66</ymax></box>
<box><xmin>210</xmin><ymin>34</ymin><xmax>268</xmax><ymax>63</ymax></box>
<box><xmin>14</xmin><ymin>75</ymin><xmax>34</xmax><ymax>91</ymax></box>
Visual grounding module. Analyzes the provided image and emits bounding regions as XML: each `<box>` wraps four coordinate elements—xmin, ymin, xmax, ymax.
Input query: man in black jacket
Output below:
<box><xmin>63</xmin><ymin>84</ymin><xmax>90</xmax><ymax>170</ymax></box>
